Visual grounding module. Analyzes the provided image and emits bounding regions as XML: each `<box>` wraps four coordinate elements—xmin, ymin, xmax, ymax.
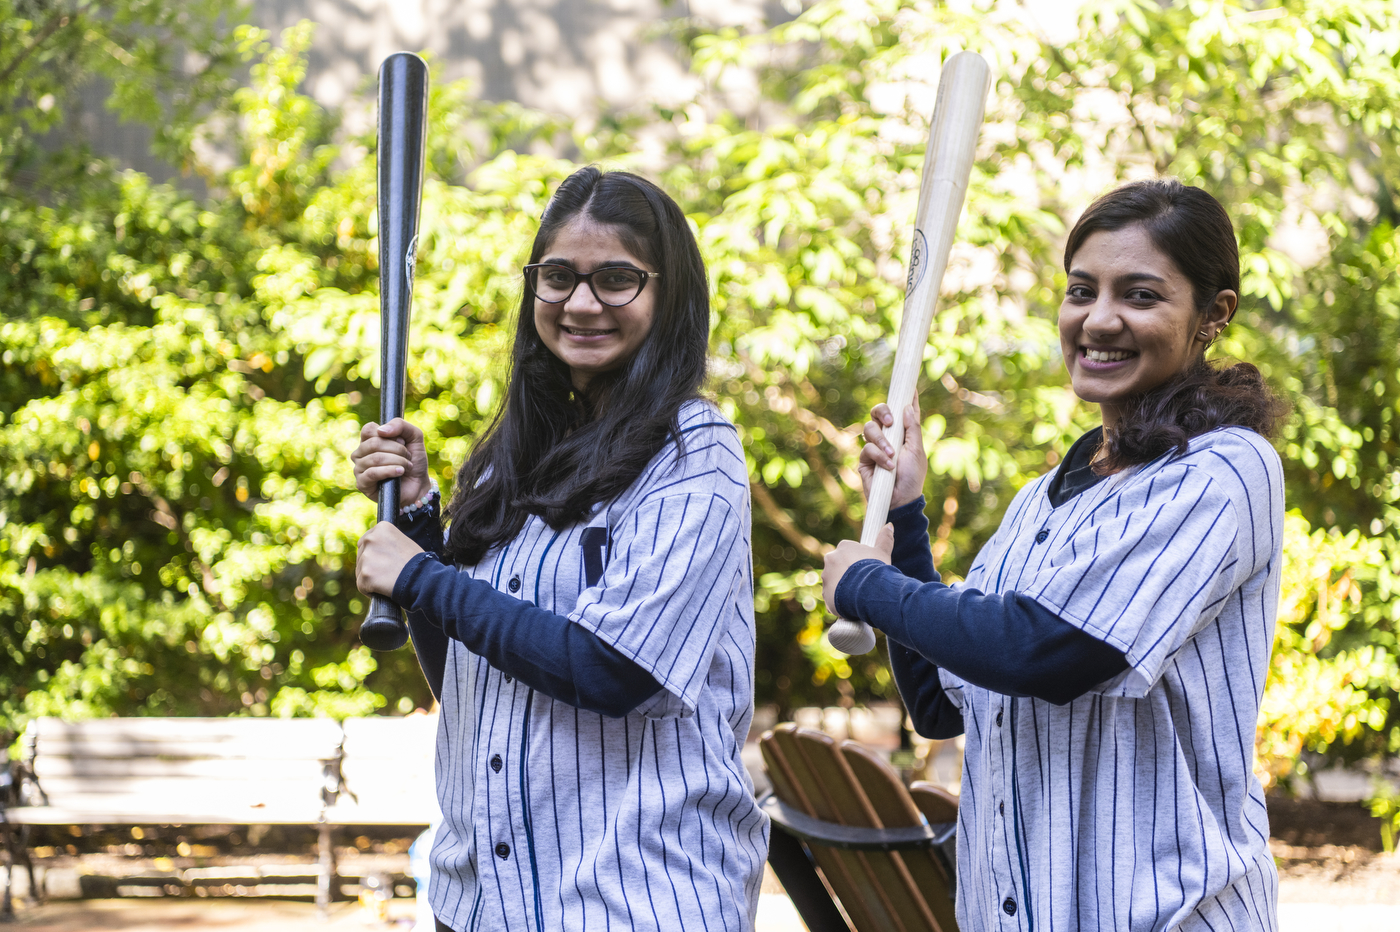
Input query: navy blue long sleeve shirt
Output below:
<box><xmin>391</xmin><ymin>496</ymin><xmax>662</xmax><ymax>716</ymax></box>
<box><xmin>835</xmin><ymin>495</ymin><xmax>1129</xmax><ymax>738</ymax></box>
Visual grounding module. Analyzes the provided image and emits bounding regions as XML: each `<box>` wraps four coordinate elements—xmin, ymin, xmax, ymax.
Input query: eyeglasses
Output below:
<box><xmin>524</xmin><ymin>264</ymin><xmax>661</xmax><ymax>307</ymax></box>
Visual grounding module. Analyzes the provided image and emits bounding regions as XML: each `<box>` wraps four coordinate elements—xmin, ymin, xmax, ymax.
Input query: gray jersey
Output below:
<box><xmin>428</xmin><ymin>401</ymin><xmax>768</xmax><ymax>932</ymax></box>
<box><xmin>945</xmin><ymin>426</ymin><xmax>1283</xmax><ymax>931</ymax></box>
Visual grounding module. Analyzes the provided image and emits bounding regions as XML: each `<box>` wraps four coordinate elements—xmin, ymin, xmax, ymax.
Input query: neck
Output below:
<box><xmin>1099</xmin><ymin>403</ymin><xmax>1121</xmax><ymax>434</ymax></box>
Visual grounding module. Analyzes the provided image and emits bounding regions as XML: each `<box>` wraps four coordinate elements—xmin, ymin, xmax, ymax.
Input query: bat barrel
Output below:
<box><xmin>376</xmin><ymin>51</ymin><xmax>428</xmax><ymax>427</ymax></box>
<box><xmin>828</xmin><ymin>51</ymin><xmax>990</xmax><ymax>657</ymax></box>
<box><xmin>360</xmin><ymin>52</ymin><xmax>428</xmax><ymax>652</ymax></box>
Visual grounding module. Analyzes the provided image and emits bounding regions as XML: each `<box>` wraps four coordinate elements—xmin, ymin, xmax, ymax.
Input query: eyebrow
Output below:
<box><xmin>540</xmin><ymin>257</ymin><xmax>644</xmax><ymax>270</ymax></box>
<box><xmin>1067</xmin><ymin>269</ymin><xmax>1170</xmax><ymax>285</ymax></box>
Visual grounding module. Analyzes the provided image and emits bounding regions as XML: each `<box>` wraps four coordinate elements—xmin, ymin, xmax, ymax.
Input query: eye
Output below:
<box><xmin>540</xmin><ymin>267</ymin><xmax>574</xmax><ymax>286</ymax></box>
<box><xmin>1065</xmin><ymin>284</ymin><xmax>1094</xmax><ymax>301</ymax></box>
<box><xmin>596</xmin><ymin>269</ymin><xmax>642</xmax><ymax>290</ymax></box>
<box><xmin>1125</xmin><ymin>288</ymin><xmax>1161</xmax><ymax>304</ymax></box>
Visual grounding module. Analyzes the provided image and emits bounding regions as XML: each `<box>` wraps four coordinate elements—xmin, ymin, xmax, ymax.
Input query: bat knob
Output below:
<box><xmin>360</xmin><ymin>595</ymin><xmax>409</xmax><ymax>651</ymax></box>
<box><xmin>827</xmin><ymin>618</ymin><xmax>878</xmax><ymax>655</ymax></box>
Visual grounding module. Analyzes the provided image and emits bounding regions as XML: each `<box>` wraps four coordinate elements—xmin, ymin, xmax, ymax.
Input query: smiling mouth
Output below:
<box><xmin>1082</xmin><ymin>347</ymin><xmax>1136</xmax><ymax>362</ymax></box>
<box><xmin>562</xmin><ymin>325</ymin><xmax>617</xmax><ymax>337</ymax></box>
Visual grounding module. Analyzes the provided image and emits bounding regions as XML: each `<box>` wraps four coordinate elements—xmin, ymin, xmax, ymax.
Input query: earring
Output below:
<box><xmin>1198</xmin><ymin>330</ymin><xmax>1211</xmax><ymax>339</ymax></box>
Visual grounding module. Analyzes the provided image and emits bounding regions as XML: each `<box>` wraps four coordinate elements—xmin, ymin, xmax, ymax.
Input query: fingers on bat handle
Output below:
<box><xmin>827</xmin><ymin>618</ymin><xmax>877</xmax><ymax>655</ymax></box>
<box><xmin>361</xmin><ymin>596</ymin><xmax>409</xmax><ymax>651</ymax></box>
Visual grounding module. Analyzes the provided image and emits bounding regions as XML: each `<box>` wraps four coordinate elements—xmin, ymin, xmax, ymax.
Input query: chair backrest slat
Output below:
<box><xmin>765</xmin><ymin>725</ymin><xmax>888</xmax><ymax>931</ymax></box>
<box><xmin>761</xmin><ymin>724</ymin><xmax>961</xmax><ymax>932</ymax></box>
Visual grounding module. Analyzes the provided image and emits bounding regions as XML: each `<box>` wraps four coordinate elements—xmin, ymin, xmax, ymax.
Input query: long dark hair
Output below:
<box><xmin>444</xmin><ymin>167</ymin><xmax>710</xmax><ymax>565</ymax></box>
<box><xmin>1063</xmin><ymin>179</ymin><xmax>1287</xmax><ymax>471</ymax></box>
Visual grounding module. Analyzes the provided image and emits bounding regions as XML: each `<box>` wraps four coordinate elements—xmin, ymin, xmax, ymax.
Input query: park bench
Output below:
<box><xmin>1</xmin><ymin>715</ymin><xmax>438</xmax><ymax>918</ymax></box>
<box><xmin>760</xmin><ymin>722</ymin><xmax>961</xmax><ymax>932</ymax></box>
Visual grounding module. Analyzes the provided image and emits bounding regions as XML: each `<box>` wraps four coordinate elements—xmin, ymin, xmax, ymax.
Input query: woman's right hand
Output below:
<box><xmin>858</xmin><ymin>400</ymin><xmax>928</xmax><ymax>510</ymax></box>
<box><xmin>351</xmin><ymin>418</ymin><xmax>430</xmax><ymax>505</ymax></box>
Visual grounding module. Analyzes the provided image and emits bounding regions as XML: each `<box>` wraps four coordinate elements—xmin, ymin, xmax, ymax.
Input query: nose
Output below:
<box><xmin>1081</xmin><ymin>294</ymin><xmax>1122</xmax><ymax>340</ymax></box>
<box><xmin>563</xmin><ymin>277</ymin><xmax>605</xmax><ymax>315</ymax></box>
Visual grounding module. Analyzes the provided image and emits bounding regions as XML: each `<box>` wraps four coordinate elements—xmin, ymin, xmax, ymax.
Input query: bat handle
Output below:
<box><xmin>359</xmin><ymin>476</ymin><xmax>410</xmax><ymax>651</ymax></box>
<box><xmin>361</xmin><ymin>593</ymin><xmax>408</xmax><ymax>651</ymax></box>
<box><xmin>825</xmin><ymin>455</ymin><xmax>901</xmax><ymax>656</ymax></box>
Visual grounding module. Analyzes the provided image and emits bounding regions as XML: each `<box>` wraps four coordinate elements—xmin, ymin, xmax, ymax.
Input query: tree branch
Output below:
<box><xmin>930</xmin><ymin>477</ymin><xmax>961</xmax><ymax>568</ymax></box>
<box><xmin>750</xmin><ymin>479</ymin><xmax>829</xmax><ymax>561</ymax></box>
<box><xmin>0</xmin><ymin>12</ymin><xmax>75</xmax><ymax>90</ymax></box>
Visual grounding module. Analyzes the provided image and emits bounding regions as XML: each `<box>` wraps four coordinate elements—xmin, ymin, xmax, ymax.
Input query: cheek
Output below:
<box><xmin>631</xmin><ymin>301</ymin><xmax>658</xmax><ymax>340</ymax></box>
<box><xmin>1057</xmin><ymin>307</ymin><xmax>1078</xmax><ymax>346</ymax></box>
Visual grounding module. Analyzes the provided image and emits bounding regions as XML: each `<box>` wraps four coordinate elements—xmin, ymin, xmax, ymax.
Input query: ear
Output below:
<box><xmin>1198</xmin><ymin>289</ymin><xmax>1237</xmax><ymax>344</ymax></box>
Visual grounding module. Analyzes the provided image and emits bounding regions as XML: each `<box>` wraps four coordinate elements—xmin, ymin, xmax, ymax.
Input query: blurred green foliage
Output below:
<box><xmin>2</xmin><ymin>0</ymin><xmax>1399</xmax><ymax>787</ymax></box>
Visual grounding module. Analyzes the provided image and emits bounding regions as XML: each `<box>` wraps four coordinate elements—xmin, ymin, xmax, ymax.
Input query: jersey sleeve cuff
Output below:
<box><xmin>392</xmin><ymin>550</ymin><xmax>442</xmax><ymax>611</ymax></box>
<box><xmin>834</xmin><ymin>558</ymin><xmax>896</xmax><ymax>622</ymax></box>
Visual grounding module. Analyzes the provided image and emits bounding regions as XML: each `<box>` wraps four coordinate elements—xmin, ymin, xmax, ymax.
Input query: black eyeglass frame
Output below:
<box><xmin>523</xmin><ymin>263</ymin><xmax>662</xmax><ymax>307</ymax></box>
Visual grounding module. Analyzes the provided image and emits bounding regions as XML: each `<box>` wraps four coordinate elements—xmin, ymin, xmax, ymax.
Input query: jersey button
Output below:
<box><xmin>495</xmin><ymin>842</ymin><xmax>510</xmax><ymax>860</ymax></box>
<box><xmin>1002</xmin><ymin>897</ymin><xmax>1017</xmax><ymax>916</ymax></box>
<box><xmin>999</xmin><ymin>801</ymin><xmax>1004</xmax><ymax>816</ymax></box>
<box><xmin>1034</xmin><ymin>528</ymin><xmax>1049</xmax><ymax>543</ymax></box>
<box><xmin>503</xmin><ymin>676</ymin><xmax>513</xmax><ymax>684</ymax></box>
<box><xmin>996</xmin><ymin>709</ymin><xmax>1003</xmax><ymax>726</ymax></box>
<box><xmin>508</xmin><ymin>575</ymin><xmax>522</xmax><ymax>592</ymax></box>
<box><xmin>490</xmin><ymin>754</ymin><xmax>502</xmax><ymax>773</ymax></box>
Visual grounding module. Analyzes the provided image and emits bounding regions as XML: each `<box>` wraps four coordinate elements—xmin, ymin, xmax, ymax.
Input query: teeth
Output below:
<box><xmin>563</xmin><ymin>326</ymin><xmax>613</xmax><ymax>336</ymax></box>
<box><xmin>1084</xmin><ymin>348</ymin><xmax>1134</xmax><ymax>362</ymax></box>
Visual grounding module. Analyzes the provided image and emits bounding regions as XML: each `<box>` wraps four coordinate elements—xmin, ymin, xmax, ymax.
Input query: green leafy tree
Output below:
<box><xmin>653</xmin><ymin>0</ymin><xmax>1400</xmax><ymax>770</ymax></box>
<box><xmin>0</xmin><ymin>0</ymin><xmax>245</xmax><ymax>183</ymax></box>
<box><xmin>4</xmin><ymin>0</ymin><xmax>1399</xmax><ymax>794</ymax></box>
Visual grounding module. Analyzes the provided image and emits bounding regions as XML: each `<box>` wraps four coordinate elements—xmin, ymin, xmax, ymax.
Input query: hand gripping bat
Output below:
<box><xmin>826</xmin><ymin>51</ymin><xmax>991</xmax><ymax>656</ymax></box>
<box><xmin>359</xmin><ymin>52</ymin><xmax>428</xmax><ymax>652</ymax></box>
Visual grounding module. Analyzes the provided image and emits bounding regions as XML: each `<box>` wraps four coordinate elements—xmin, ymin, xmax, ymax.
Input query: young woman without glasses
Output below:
<box><xmin>824</xmin><ymin>179</ymin><xmax>1287</xmax><ymax>931</ymax></box>
<box><xmin>352</xmin><ymin>167</ymin><xmax>767</xmax><ymax>932</ymax></box>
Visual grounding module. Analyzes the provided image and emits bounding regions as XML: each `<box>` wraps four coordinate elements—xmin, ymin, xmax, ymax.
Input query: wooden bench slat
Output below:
<box><xmin>771</xmin><ymin>726</ymin><xmax>897</xmax><ymax>932</ymax></box>
<box><xmin>3</xmin><ymin>805</ymin><xmax>326</xmax><ymax>826</ymax></box>
<box><xmin>33</xmin><ymin>758</ymin><xmax>333</xmax><ymax>781</ymax></box>
<box><xmin>843</xmin><ymin>745</ymin><xmax>956</xmax><ymax>932</ymax></box>
<box><xmin>765</xmin><ymin>727</ymin><xmax>875</xmax><ymax>931</ymax></box>
<box><xmin>909</xmin><ymin>782</ymin><xmax>960</xmax><ymax>824</ymax></box>
<box><xmin>30</xmin><ymin>717</ymin><xmax>343</xmax><ymax>737</ymax></box>
<box><xmin>339</xmin><ymin>716</ymin><xmax>439</xmax><ymax>754</ymax></box>
<box><xmin>760</xmin><ymin>725</ymin><xmax>963</xmax><ymax>932</ymax></box>
<box><xmin>793</xmin><ymin>733</ymin><xmax>934</xmax><ymax>932</ymax></box>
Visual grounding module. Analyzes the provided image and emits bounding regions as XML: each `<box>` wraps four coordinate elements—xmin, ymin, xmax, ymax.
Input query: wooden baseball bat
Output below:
<box><xmin>827</xmin><ymin>51</ymin><xmax>991</xmax><ymax>656</ymax></box>
<box><xmin>360</xmin><ymin>52</ymin><xmax>428</xmax><ymax>652</ymax></box>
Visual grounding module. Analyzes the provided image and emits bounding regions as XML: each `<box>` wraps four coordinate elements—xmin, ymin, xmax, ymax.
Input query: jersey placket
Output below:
<box><xmin>988</xmin><ymin>692</ymin><xmax>1028</xmax><ymax>930</ymax></box>
<box><xmin>474</xmin><ymin>524</ymin><xmax>545</xmax><ymax>930</ymax></box>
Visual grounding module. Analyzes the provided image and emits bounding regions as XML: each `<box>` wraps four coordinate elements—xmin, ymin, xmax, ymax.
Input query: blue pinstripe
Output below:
<box><xmin>937</xmin><ymin>427</ymin><xmax>1283</xmax><ymax>931</ymax></box>
<box><xmin>425</xmin><ymin>402</ymin><xmax>767</xmax><ymax>931</ymax></box>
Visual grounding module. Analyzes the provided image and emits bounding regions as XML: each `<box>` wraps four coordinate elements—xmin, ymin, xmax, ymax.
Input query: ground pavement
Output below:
<box><xmin>6</xmin><ymin>851</ymin><xmax>1399</xmax><ymax>932</ymax></box>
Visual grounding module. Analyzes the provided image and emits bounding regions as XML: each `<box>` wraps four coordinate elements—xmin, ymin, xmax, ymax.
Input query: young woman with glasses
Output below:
<box><xmin>824</xmin><ymin>180</ymin><xmax>1288</xmax><ymax>931</ymax></box>
<box><xmin>351</xmin><ymin>167</ymin><xmax>767</xmax><ymax>931</ymax></box>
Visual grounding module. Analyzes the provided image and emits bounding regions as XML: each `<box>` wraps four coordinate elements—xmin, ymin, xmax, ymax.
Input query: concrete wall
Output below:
<box><xmin>83</xmin><ymin>0</ymin><xmax>790</xmax><ymax>182</ymax></box>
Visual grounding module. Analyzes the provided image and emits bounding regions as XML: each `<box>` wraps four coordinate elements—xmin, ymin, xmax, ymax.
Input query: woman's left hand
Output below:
<box><xmin>858</xmin><ymin>400</ymin><xmax>928</xmax><ymax>510</ymax></box>
<box><xmin>822</xmin><ymin>524</ymin><xmax>894</xmax><ymax>612</ymax></box>
<box><xmin>356</xmin><ymin>523</ymin><xmax>424</xmax><ymax>597</ymax></box>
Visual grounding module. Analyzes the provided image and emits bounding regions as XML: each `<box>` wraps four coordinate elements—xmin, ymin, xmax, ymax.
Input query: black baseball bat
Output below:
<box><xmin>360</xmin><ymin>52</ymin><xmax>428</xmax><ymax>652</ymax></box>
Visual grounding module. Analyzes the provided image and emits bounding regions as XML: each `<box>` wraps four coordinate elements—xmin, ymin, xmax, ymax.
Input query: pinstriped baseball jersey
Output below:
<box><xmin>427</xmin><ymin>401</ymin><xmax>769</xmax><ymax>932</ymax></box>
<box><xmin>942</xmin><ymin>426</ymin><xmax>1283</xmax><ymax>931</ymax></box>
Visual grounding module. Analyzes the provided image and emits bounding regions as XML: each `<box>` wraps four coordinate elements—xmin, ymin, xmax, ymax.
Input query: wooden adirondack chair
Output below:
<box><xmin>759</xmin><ymin>723</ymin><xmax>961</xmax><ymax>932</ymax></box>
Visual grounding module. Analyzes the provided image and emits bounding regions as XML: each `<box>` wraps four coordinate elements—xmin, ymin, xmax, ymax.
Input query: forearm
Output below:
<box><xmin>393</xmin><ymin>553</ymin><xmax>662</xmax><ymax>717</ymax></box>
<box><xmin>836</xmin><ymin>561</ymin><xmax>1129</xmax><ymax>705</ymax></box>
<box><xmin>889</xmin><ymin>642</ymin><xmax>964</xmax><ymax>739</ymax></box>
<box><xmin>888</xmin><ymin>496</ymin><xmax>938</xmax><ymax>584</ymax></box>
<box><xmin>406</xmin><ymin>608</ymin><xmax>449</xmax><ymax>702</ymax></box>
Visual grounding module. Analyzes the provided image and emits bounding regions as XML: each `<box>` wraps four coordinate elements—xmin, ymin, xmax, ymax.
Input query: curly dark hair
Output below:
<box><xmin>1063</xmin><ymin>179</ymin><xmax>1288</xmax><ymax>471</ymax></box>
